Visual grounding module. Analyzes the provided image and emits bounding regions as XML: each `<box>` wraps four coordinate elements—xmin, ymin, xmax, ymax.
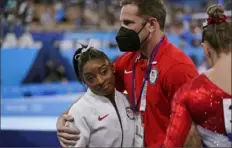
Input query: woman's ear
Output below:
<box><xmin>201</xmin><ymin>42</ymin><xmax>212</xmax><ymax>58</ymax></box>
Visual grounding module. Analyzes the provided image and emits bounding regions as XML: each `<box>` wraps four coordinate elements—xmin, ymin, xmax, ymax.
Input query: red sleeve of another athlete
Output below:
<box><xmin>163</xmin><ymin>64</ymin><xmax>198</xmax><ymax>100</ymax></box>
<box><xmin>114</xmin><ymin>56</ymin><xmax>126</xmax><ymax>92</ymax></box>
<box><xmin>164</xmin><ymin>88</ymin><xmax>192</xmax><ymax>147</ymax></box>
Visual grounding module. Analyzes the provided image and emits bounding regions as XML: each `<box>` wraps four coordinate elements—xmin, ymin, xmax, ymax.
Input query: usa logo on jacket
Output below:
<box><xmin>126</xmin><ymin>107</ymin><xmax>135</xmax><ymax>120</ymax></box>
<box><xmin>149</xmin><ymin>68</ymin><xmax>158</xmax><ymax>84</ymax></box>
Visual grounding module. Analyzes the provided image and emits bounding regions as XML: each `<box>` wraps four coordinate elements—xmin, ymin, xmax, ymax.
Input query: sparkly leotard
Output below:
<box><xmin>164</xmin><ymin>74</ymin><xmax>232</xmax><ymax>147</ymax></box>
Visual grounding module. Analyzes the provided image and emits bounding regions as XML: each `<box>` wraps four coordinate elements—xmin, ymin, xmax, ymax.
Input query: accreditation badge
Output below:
<box><xmin>134</xmin><ymin>113</ymin><xmax>144</xmax><ymax>147</ymax></box>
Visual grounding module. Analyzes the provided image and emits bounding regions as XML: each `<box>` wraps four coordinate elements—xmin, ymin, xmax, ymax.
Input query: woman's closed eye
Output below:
<box><xmin>100</xmin><ymin>69</ymin><xmax>108</xmax><ymax>75</ymax></box>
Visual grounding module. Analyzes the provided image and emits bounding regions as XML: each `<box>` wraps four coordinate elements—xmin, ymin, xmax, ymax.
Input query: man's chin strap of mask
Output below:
<box><xmin>138</xmin><ymin>22</ymin><xmax>150</xmax><ymax>47</ymax></box>
<box><xmin>140</xmin><ymin>32</ymin><xmax>150</xmax><ymax>46</ymax></box>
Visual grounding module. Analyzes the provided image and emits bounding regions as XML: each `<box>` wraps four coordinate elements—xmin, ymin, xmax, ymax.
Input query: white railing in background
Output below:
<box><xmin>1</xmin><ymin>93</ymin><xmax>84</xmax><ymax>131</ymax></box>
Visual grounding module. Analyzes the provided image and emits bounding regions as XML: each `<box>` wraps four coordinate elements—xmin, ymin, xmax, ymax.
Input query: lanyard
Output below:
<box><xmin>131</xmin><ymin>36</ymin><xmax>165</xmax><ymax>112</ymax></box>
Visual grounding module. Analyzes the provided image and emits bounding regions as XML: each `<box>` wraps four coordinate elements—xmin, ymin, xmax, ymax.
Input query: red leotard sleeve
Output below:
<box><xmin>163</xmin><ymin>88</ymin><xmax>192</xmax><ymax>147</ymax></box>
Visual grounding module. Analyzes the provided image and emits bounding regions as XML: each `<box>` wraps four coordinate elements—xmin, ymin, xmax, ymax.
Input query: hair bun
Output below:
<box><xmin>207</xmin><ymin>4</ymin><xmax>225</xmax><ymax>19</ymax></box>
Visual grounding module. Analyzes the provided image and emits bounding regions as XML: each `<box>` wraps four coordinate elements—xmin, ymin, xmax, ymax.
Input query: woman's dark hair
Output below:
<box><xmin>202</xmin><ymin>5</ymin><xmax>232</xmax><ymax>54</ymax></box>
<box><xmin>73</xmin><ymin>45</ymin><xmax>111</xmax><ymax>81</ymax></box>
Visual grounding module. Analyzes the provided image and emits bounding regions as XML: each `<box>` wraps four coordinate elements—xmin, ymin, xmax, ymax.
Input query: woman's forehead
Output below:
<box><xmin>86</xmin><ymin>58</ymin><xmax>109</xmax><ymax>66</ymax></box>
<box><xmin>83</xmin><ymin>59</ymin><xmax>110</xmax><ymax>72</ymax></box>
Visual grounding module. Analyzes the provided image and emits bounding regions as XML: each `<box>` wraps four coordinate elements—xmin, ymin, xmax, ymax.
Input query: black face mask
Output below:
<box><xmin>115</xmin><ymin>23</ymin><xmax>149</xmax><ymax>52</ymax></box>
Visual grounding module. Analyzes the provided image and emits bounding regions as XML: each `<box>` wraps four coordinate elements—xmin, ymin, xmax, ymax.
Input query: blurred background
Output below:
<box><xmin>0</xmin><ymin>0</ymin><xmax>231</xmax><ymax>147</ymax></box>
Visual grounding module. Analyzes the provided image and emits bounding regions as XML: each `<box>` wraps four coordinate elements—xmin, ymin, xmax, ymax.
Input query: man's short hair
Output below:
<box><xmin>120</xmin><ymin>0</ymin><xmax>166</xmax><ymax>31</ymax></box>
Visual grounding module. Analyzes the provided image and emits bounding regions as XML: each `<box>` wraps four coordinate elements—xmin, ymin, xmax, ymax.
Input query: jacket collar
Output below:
<box><xmin>87</xmin><ymin>88</ymin><xmax>117</xmax><ymax>103</ymax></box>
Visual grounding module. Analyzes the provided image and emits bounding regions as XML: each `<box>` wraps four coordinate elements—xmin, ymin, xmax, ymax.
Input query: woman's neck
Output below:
<box><xmin>105</xmin><ymin>90</ymin><xmax>115</xmax><ymax>101</ymax></box>
<box><xmin>206</xmin><ymin>53</ymin><xmax>231</xmax><ymax>95</ymax></box>
<box><xmin>214</xmin><ymin>53</ymin><xmax>231</xmax><ymax>72</ymax></box>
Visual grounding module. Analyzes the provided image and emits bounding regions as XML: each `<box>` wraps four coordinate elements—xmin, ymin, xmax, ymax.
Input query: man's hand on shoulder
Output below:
<box><xmin>56</xmin><ymin>113</ymin><xmax>80</xmax><ymax>147</ymax></box>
